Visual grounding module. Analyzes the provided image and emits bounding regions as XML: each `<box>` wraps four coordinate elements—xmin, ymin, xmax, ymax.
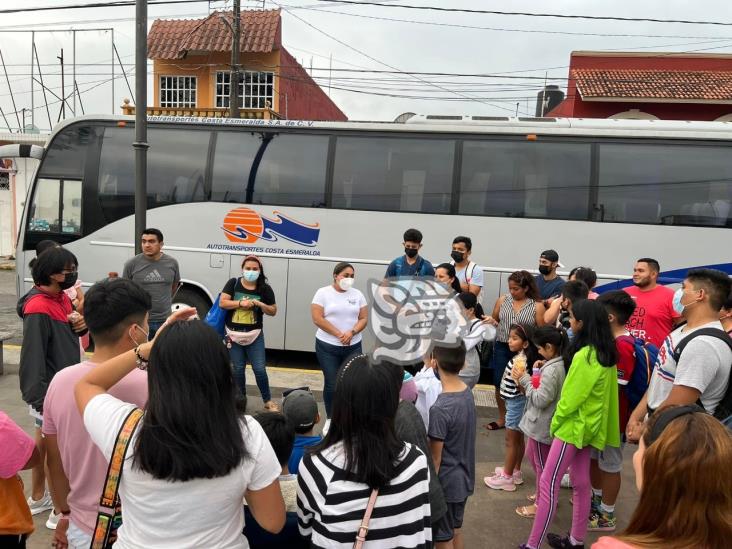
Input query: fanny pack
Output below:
<box><xmin>226</xmin><ymin>327</ymin><xmax>262</xmax><ymax>346</ymax></box>
<box><xmin>92</xmin><ymin>407</ymin><xmax>143</xmax><ymax>549</ymax></box>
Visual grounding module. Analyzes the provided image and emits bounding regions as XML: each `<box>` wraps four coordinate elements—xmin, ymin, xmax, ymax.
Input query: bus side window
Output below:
<box><xmin>458</xmin><ymin>140</ymin><xmax>591</xmax><ymax>221</ymax></box>
<box><xmin>598</xmin><ymin>143</ymin><xmax>732</xmax><ymax>226</ymax></box>
<box><xmin>332</xmin><ymin>136</ymin><xmax>454</xmax><ymax>213</ymax></box>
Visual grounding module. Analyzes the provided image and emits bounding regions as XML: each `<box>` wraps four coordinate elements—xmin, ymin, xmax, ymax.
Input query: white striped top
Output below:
<box><xmin>297</xmin><ymin>441</ymin><xmax>432</xmax><ymax>548</ymax></box>
<box><xmin>496</xmin><ymin>295</ymin><xmax>538</xmax><ymax>342</ymax></box>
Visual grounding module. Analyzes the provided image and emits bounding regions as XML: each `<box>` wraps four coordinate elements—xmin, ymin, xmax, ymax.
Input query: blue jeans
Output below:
<box><xmin>315</xmin><ymin>338</ymin><xmax>362</xmax><ymax>418</ymax></box>
<box><xmin>148</xmin><ymin>320</ymin><xmax>165</xmax><ymax>341</ymax></box>
<box><xmin>229</xmin><ymin>333</ymin><xmax>271</xmax><ymax>403</ymax></box>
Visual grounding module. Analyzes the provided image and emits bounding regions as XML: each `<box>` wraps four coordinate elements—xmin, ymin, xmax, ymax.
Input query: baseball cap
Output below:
<box><xmin>282</xmin><ymin>389</ymin><xmax>319</xmax><ymax>429</ymax></box>
<box><xmin>540</xmin><ymin>249</ymin><xmax>564</xmax><ymax>268</ymax></box>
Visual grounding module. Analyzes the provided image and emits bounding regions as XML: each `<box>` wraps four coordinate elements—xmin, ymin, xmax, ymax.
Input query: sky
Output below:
<box><xmin>0</xmin><ymin>0</ymin><xmax>731</xmax><ymax>131</ymax></box>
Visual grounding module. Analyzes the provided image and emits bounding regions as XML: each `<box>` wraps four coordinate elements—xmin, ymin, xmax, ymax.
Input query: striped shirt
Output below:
<box><xmin>496</xmin><ymin>295</ymin><xmax>537</xmax><ymax>342</ymax></box>
<box><xmin>500</xmin><ymin>356</ymin><xmax>523</xmax><ymax>398</ymax></box>
<box><xmin>297</xmin><ymin>441</ymin><xmax>432</xmax><ymax>548</ymax></box>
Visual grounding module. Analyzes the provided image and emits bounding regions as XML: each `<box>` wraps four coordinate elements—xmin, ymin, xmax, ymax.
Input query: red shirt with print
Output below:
<box><xmin>624</xmin><ymin>285</ymin><xmax>680</xmax><ymax>348</ymax></box>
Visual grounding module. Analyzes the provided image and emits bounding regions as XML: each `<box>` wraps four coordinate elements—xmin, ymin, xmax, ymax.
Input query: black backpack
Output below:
<box><xmin>672</xmin><ymin>327</ymin><xmax>732</xmax><ymax>423</ymax></box>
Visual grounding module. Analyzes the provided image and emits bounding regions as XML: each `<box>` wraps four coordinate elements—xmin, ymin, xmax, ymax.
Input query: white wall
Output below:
<box><xmin>0</xmin><ymin>158</ymin><xmax>39</xmax><ymax>257</ymax></box>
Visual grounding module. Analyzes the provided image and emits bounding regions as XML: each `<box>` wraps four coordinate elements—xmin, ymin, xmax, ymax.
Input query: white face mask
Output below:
<box><xmin>129</xmin><ymin>324</ymin><xmax>149</xmax><ymax>347</ymax></box>
<box><xmin>338</xmin><ymin>277</ymin><xmax>355</xmax><ymax>291</ymax></box>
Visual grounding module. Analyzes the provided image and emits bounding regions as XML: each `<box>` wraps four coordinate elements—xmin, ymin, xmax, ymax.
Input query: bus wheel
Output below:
<box><xmin>173</xmin><ymin>287</ymin><xmax>211</xmax><ymax>319</ymax></box>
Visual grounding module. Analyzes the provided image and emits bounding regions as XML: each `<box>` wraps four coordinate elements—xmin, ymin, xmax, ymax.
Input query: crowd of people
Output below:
<box><xmin>1</xmin><ymin>227</ymin><xmax>731</xmax><ymax>549</ymax></box>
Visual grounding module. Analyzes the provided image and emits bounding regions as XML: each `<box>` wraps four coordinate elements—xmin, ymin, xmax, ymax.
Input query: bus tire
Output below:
<box><xmin>173</xmin><ymin>287</ymin><xmax>211</xmax><ymax>319</ymax></box>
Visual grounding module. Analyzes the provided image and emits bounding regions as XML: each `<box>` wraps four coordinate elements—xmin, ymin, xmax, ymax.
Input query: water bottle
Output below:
<box><xmin>531</xmin><ymin>365</ymin><xmax>542</xmax><ymax>389</ymax></box>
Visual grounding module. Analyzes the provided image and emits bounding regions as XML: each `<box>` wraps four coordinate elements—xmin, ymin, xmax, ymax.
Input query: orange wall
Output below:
<box><xmin>153</xmin><ymin>50</ymin><xmax>281</xmax><ymax>110</ymax></box>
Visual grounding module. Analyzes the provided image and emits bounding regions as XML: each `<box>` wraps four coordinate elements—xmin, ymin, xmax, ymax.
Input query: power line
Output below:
<box><xmin>282</xmin><ymin>3</ymin><xmax>732</xmax><ymax>40</ymax></box>
<box><xmin>0</xmin><ymin>1</ymin><xmax>208</xmax><ymax>15</ymax></box>
<box><xmin>272</xmin><ymin>0</ymin><xmax>519</xmax><ymax>113</ymax></box>
<box><xmin>310</xmin><ymin>1</ymin><xmax>732</xmax><ymax>27</ymax></box>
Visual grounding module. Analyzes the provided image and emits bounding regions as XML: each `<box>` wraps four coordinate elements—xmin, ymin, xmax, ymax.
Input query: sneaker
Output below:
<box><xmin>45</xmin><ymin>509</ymin><xmax>61</xmax><ymax>530</ymax></box>
<box><xmin>26</xmin><ymin>493</ymin><xmax>53</xmax><ymax>515</ymax></box>
<box><xmin>560</xmin><ymin>473</ymin><xmax>572</xmax><ymax>489</ymax></box>
<box><xmin>322</xmin><ymin>419</ymin><xmax>331</xmax><ymax>436</ymax></box>
<box><xmin>484</xmin><ymin>473</ymin><xmax>517</xmax><ymax>492</ymax></box>
<box><xmin>587</xmin><ymin>510</ymin><xmax>617</xmax><ymax>532</ymax></box>
<box><xmin>590</xmin><ymin>493</ymin><xmax>602</xmax><ymax>517</ymax></box>
<box><xmin>494</xmin><ymin>467</ymin><xmax>524</xmax><ymax>485</ymax></box>
<box><xmin>547</xmin><ymin>533</ymin><xmax>584</xmax><ymax>549</ymax></box>
<box><xmin>512</xmin><ymin>470</ymin><xmax>524</xmax><ymax>485</ymax></box>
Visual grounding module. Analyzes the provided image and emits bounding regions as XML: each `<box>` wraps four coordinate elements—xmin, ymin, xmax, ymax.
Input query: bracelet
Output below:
<box><xmin>134</xmin><ymin>346</ymin><xmax>149</xmax><ymax>371</ymax></box>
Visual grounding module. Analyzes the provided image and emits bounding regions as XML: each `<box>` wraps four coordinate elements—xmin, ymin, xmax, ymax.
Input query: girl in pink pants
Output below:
<box><xmin>521</xmin><ymin>299</ymin><xmax>620</xmax><ymax>549</ymax></box>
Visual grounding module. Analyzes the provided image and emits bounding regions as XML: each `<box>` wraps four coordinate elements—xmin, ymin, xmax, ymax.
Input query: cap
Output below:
<box><xmin>540</xmin><ymin>249</ymin><xmax>560</xmax><ymax>263</ymax></box>
<box><xmin>282</xmin><ymin>389</ymin><xmax>319</xmax><ymax>429</ymax></box>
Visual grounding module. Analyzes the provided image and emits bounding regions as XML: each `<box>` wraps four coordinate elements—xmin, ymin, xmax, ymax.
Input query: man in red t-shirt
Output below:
<box><xmin>623</xmin><ymin>258</ymin><xmax>681</xmax><ymax>348</ymax></box>
<box><xmin>588</xmin><ymin>291</ymin><xmax>638</xmax><ymax>532</ymax></box>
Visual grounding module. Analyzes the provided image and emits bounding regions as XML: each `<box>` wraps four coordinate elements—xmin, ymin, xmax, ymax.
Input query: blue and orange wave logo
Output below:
<box><xmin>222</xmin><ymin>207</ymin><xmax>320</xmax><ymax>247</ymax></box>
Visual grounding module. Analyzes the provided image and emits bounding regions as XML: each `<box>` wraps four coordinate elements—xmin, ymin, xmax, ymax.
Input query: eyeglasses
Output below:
<box><xmin>647</xmin><ymin>404</ymin><xmax>703</xmax><ymax>446</ymax></box>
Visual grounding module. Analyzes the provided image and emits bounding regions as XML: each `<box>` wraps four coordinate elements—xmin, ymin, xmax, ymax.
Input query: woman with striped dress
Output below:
<box><xmin>484</xmin><ymin>270</ymin><xmax>546</xmax><ymax>430</ymax></box>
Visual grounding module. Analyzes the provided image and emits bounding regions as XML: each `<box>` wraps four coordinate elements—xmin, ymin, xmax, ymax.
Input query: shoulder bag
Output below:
<box><xmin>353</xmin><ymin>488</ymin><xmax>379</xmax><ymax>549</ymax></box>
<box><xmin>91</xmin><ymin>407</ymin><xmax>143</xmax><ymax>549</ymax></box>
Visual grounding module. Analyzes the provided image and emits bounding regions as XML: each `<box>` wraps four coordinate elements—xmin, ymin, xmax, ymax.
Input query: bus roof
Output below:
<box><xmin>46</xmin><ymin>113</ymin><xmax>732</xmax><ymax>142</ymax></box>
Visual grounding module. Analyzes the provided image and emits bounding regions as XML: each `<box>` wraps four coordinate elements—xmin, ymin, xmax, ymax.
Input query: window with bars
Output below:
<box><xmin>159</xmin><ymin>76</ymin><xmax>197</xmax><ymax>108</ymax></box>
<box><xmin>215</xmin><ymin>71</ymin><xmax>274</xmax><ymax>109</ymax></box>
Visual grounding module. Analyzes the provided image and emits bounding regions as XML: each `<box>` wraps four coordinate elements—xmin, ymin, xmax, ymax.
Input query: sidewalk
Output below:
<box><xmin>1</xmin><ymin>347</ymin><xmax>639</xmax><ymax>549</ymax></box>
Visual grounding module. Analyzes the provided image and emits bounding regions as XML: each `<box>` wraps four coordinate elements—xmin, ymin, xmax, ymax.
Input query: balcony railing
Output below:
<box><xmin>120</xmin><ymin>98</ymin><xmax>281</xmax><ymax>120</ymax></box>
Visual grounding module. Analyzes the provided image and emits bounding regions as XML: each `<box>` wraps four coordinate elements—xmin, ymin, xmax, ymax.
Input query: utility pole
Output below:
<box><xmin>134</xmin><ymin>0</ymin><xmax>149</xmax><ymax>254</ymax></box>
<box><xmin>58</xmin><ymin>49</ymin><xmax>65</xmax><ymax>119</ymax></box>
<box><xmin>229</xmin><ymin>0</ymin><xmax>241</xmax><ymax>118</ymax></box>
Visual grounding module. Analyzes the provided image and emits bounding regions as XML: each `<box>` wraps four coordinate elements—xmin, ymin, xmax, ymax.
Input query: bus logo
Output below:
<box><xmin>222</xmin><ymin>207</ymin><xmax>320</xmax><ymax>247</ymax></box>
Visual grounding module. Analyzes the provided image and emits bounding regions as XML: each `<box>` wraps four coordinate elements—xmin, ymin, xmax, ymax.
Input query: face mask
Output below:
<box><xmin>58</xmin><ymin>271</ymin><xmax>78</xmax><ymax>290</ymax></box>
<box><xmin>242</xmin><ymin>270</ymin><xmax>260</xmax><ymax>283</ymax></box>
<box><xmin>673</xmin><ymin>288</ymin><xmax>699</xmax><ymax>315</ymax></box>
<box><xmin>538</xmin><ymin>265</ymin><xmax>552</xmax><ymax>276</ymax></box>
<box><xmin>450</xmin><ymin>250</ymin><xmax>464</xmax><ymax>263</ymax></box>
<box><xmin>404</xmin><ymin>247</ymin><xmax>418</xmax><ymax>259</ymax></box>
<box><xmin>129</xmin><ymin>324</ymin><xmax>149</xmax><ymax>347</ymax></box>
<box><xmin>338</xmin><ymin>277</ymin><xmax>355</xmax><ymax>291</ymax></box>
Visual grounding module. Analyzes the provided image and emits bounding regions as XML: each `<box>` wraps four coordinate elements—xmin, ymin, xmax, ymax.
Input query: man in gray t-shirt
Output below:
<box><xmin>122</xmin><ymin>229</ymin><xmax>180</xmax><ymax>338</ymax></box>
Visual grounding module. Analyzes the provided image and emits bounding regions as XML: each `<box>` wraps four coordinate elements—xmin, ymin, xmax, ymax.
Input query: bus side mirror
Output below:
<box><xmin>0</xmin><ymin>144</ymin><xmax>44</xmax><ymax>160</ymax></box>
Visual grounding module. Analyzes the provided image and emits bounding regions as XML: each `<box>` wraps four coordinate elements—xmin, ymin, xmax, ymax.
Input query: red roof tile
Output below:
<box><xmin>148</xmin><ymin>9</ymin><xmax>281</xmax><ymax>60</ymax></box>
<box><xmin>572</xmin><ymin>68</ymin><xmax>732</xmax><ymax>101</ymax></box>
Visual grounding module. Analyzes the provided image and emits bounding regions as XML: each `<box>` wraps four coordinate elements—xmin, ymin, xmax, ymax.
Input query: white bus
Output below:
<box><xmin>6</xmin><ymin>114</ymin><xmax>731</xmax><ymax>352</ymax></box>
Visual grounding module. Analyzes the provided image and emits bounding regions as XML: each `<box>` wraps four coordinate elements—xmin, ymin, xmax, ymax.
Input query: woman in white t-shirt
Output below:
<box><xmin>310</xmin><ymin>262</ymin><xmax>368</xmax><ymax>428</ymax></box>
<box><xmin>74</xmin><ymin>309</ymin><xmax>285</xmax><ymax>549</ymax></box>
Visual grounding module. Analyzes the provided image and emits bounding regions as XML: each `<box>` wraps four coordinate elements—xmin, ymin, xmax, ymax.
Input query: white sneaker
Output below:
<box><xmin>27</xmin><ymin>492</ymin><xmax>53</xmax><ymax>515</ymax></box>
<box><xmin>322</xmin><ymin>419</ymin><xmax>331</xmax><ymax>436</ymax></box>
<box><xmin>561</xmin><ymin>473</ymin><xmax>573</xmax><ymax>489</ymax></box>
<box><xmin>46</xmin><ymin>509</ymin><xmax>61</xmax><ymax>530</ymax></box>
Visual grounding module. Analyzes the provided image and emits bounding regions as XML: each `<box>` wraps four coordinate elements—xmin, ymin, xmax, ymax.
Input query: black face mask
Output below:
<box><xmin>450</xmin><ymin>250</ymin><xmax>464</xmax><ymax>263</ymax></box>
<box><xmin>404</xmin><ymin>247</ymin><xmax>418</xmax><ymax>259</ymax></box>
<box><xmin>59</xmin><ymin>272</ymin><xmax>78</xmax><ymax>290</ymax></box>
<box><xmin>538</xmin><ymin>265</ymin><xmax>552</xmax><ymax>276</ymax></box>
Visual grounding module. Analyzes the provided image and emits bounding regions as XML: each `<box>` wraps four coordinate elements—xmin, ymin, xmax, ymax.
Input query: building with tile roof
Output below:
<box><xmin>547</xmin><ymin>51</ymin><xmax>732</xmax><ymax>121</ymax></box>
<box><xmin>123</xmin><ymin>9</ymin><xmax>346</xmax><ymax>121</ymax></box>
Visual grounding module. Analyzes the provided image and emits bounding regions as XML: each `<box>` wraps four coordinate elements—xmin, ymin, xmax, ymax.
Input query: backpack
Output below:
<box><xmin>621</xmin><ymin>336</ymin><xmax>659</xmax><ymax>412</ymax></box>
<box><xmin>672</xmin><ymin>327</ymin><xmax>732</xmax><ymax>422</ymax></box>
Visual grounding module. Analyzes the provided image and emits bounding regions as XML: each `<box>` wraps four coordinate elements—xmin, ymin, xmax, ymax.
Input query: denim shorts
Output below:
<box><xmin>504</xmin><ymin>395</ymin><xmax>526</xmax><ymax>431</ymax></box>
<box><xmin>433</xmin><ymin>499</ymin><xmax>467</xmax><ymax>542</ymax></box>
<box><xmin>592</xmin><ymin>442</ymin><xmax>625</xmax><ymax>474</ymax></box>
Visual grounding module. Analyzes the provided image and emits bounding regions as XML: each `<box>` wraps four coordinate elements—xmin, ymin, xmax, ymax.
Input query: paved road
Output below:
<box><xmin>0</xmin><ymin>268</ymin><xmax>640</xmax><ymax>548</ymax></box>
